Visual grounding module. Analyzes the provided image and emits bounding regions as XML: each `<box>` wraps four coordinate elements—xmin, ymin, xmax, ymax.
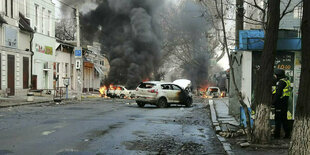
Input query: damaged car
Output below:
<box><xmin>135</xmin><ymin>81</ymin><xmax>193</xmax><ymax>108</ymax></box>
<box><xmin>106</xmin><ymin>85</ymin><xmax>131</xmax><ymax>98</ymax></box>
<box><xmin>206</xmin><ymin>87</ymin><xmax>221</xmax><ymax>98</ymax></box>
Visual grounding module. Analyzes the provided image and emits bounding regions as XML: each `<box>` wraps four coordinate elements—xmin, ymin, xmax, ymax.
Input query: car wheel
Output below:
<box><xmin>157</xmin><ymin>98</ymin><xmax>168</xmax><ymax>108</ymax></box>
<box><xmin>137</xmin><ymin>102</ymin><xmax>145</xmax><ymax>108</ymax></box>
<box><xmin>185</xmin><ymin>98</ymin><xmax>192</xmax><ymax>107</ymax></box>
<box><xmin>120</xmin><ymin>94</ymin><xmax>125</xmax><ymax>99</ymax></box>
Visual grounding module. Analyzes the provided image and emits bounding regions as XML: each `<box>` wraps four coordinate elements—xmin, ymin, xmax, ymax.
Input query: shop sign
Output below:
<box><xmin>35</xmin><ymin>44</ymin><xmax>53</xmax><ymax>55</ymax></box>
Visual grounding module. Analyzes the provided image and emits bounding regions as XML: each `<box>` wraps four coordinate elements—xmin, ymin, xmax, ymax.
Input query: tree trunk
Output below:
<box><xmin>235</xmin><ymin>0</ymin><xmax>244</xmax><ymax>49</ymax></box>
<box><xmin>252</xmin><ymin>0</ymin><xmax>280</xmax><ymax>144</ymax></box>
<box><xmin>289</xmin><ymin>0</ymin><xmax>310</xmax><ymax>154</ymax></box>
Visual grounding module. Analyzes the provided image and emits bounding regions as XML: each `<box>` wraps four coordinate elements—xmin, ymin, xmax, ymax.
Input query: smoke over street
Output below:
<box><xmin>80</xmin><ymin>0</ymin><xmax>164</xmax><ymax>88</ymax></box>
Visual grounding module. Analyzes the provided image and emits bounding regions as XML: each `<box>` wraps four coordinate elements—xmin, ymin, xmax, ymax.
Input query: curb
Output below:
<box><xmin>0</xmin><ymin>97</ymin><xmax>108</xmax><ymax>109</ymax></box>
<box><xmin>209</xmin><ymin>99</ymin><xmax>234</xmax><ymax>155</ymax></box>
<box><xmin>0</xmin><ymin>100</ymin><xmax>53</xmax><ymax>109</ymax></box>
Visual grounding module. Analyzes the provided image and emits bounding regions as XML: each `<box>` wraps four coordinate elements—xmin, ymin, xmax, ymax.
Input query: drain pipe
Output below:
<box><xmin>30</xmin><ymin>33</ymin><xmax>34</xmax><ymax>89</ymax></box>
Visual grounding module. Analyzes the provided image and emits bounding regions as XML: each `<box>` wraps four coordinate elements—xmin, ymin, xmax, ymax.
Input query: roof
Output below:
<box><xmin>19</xmin><ymin>13</ymin><xmax>34</xmax><ymax>33</ymax></box>
<box><xmin>0</xmin><ymin>15</ymin><xmax>7</xmax><ymax>24</ymax></box>
<box><xmin>238</xmin><ymin>30</ymin><xmax>301</xmax><ymax>51</ymax></box>
<box><xmin>144</xmin><ymin>81</ymin><xmax>173</xmax><ymax>85</ymax></box>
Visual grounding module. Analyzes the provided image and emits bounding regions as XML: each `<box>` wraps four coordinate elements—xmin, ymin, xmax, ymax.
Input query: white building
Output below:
<box><xmin>55</xmin><ymin>40</ymin><xmax>75</xmax><ymax>90</ymax></box>
<box><xmin>23</xmin><ymin>0</ymin><xmax>56</xmax><ymax>90</ymax></box>
<box><xmin>0</xmin><ymin>0</ymin><xmax>33</xmax><ymax>96</ymax></box>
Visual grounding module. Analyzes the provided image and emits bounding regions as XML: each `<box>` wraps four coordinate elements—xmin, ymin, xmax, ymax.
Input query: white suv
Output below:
<box><xmin>135</xmin><ymin>81</ymin><xmax>193</xmax><ymax>108</ymax></box>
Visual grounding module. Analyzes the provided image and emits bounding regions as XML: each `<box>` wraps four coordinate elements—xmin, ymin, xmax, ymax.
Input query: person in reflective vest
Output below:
<box><xmin>272</xmin><ymin>69</ymin><xmax>291</xmax><ymax>139</ymax></box>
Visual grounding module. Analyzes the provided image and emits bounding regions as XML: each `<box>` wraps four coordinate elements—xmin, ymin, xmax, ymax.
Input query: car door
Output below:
<box><xmin>160</xmin><ymin>84</ymin><xmax>173</xmax><ymax>102</ymax></box>
<box><xmin>171</xmin><ymin>84</ymin><xmax>183</xmax><ymax>103</ymax></box>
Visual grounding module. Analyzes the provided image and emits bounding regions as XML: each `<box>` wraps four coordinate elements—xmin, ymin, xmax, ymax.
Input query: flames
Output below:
<box><xmin>99</xmin><ymin>86</ymin><xmax>108</xmax><ymax>98</ymax></box>
<box><xmin>142</xmin><ymin>78</ymin><xmax>150</xmax><ymax>82</ymax></box>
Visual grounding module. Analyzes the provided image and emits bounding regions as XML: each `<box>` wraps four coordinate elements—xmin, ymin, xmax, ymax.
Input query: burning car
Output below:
<box><xmin>106</xmin><ymin>85</ymin><xmax>131</xmax><ymax>98</ymax></box>
<box><xmin>206</xmin><ymin>87</ymin><xmax>221</xmax><ymax>98</ymax></box>
<box><xmin>135</xmin><ymin>81</ymin><xmax>193</xmax><ymax>108</ymax></box>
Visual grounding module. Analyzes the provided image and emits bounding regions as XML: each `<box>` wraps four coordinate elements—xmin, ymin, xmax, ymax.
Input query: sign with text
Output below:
<box><xmin>74</xmin><ymin>47</ymin><xmax>82</xmax><ymax>58</ymax></box>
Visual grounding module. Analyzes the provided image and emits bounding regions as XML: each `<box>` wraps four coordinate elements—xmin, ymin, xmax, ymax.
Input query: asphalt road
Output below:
<box><xmin>0</xmin><ymin>98</ymin><xmax>225</xmax><ymax>155</ymax></box>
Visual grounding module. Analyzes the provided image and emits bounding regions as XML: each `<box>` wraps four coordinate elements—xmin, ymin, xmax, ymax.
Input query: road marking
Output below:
<box><xmin>42</xmin><ymin>130</ymin><xmax>56</xmax><ymax>136</ymax></box>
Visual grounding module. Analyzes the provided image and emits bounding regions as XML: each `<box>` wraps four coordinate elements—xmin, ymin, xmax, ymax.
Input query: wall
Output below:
<box><xmin>55</xmin><ymin>48</ymin><xmax>72</xmax><ymax>88</ymax></box>
<box><xmin>229</xmin><ymin>52</ymin><xmax>243</xmax><ymax>118</ymax></box>
<box><xmin>19</xmin><ymin>31</ymin><xmax>30</xmax><ymax>50</ymax></box>
<box><xmin>28</xmin><ymin>0</ymin><xmax>56</xmax><ymax>90</ymax></box>
<box><xmin>241</xmin><ymin>51</ymin><xmax>252</xmax><ymax>107</ymax></box>
<box><xmin>32</xmin><ymin>33</ymin><xmax>56</xmax><ymax>89</ymax></box>
<box><xmin>279</xmin><ymin>0</ymin><xmax>302</xmax><ymax>31</ymax></box>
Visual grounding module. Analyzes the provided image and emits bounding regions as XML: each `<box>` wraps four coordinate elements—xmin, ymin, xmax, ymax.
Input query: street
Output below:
<box><xmin>0</xmin><ymin>98</ymin><xmax>225</xmax><ymax>155</ymax></box>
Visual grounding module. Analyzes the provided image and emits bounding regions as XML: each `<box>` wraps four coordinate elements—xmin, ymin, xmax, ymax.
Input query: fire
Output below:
<box><xmin>221</xmin><ymin>92</ymin><xmax>226</xmax><ymax>97</ymax></box>
<box><xmin>142</xmin><ymin>78</ymin><xmax>150</xmax><ymax>82</ymax></box>
<box><xmin>199</xmin><ymin>83</ymin><xmax>213</xmax><ymax>98</ymax></box>
<box><xmin>99</xmin><ymin>86</ymin><xmax>107</xmax><ymax>97</ymax></box>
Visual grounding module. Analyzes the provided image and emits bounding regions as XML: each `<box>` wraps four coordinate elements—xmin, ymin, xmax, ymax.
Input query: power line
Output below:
<box><xmin>54</xmin><ymin>0</ymin><xmax>76</xmax><ymax>10</ymax></box>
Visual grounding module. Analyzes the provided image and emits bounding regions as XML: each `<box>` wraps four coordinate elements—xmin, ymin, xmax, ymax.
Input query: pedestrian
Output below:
<box><xmin>272</xmin><ymin>69</ymin><xmax>291</xmax><ymax>139</ymax></box>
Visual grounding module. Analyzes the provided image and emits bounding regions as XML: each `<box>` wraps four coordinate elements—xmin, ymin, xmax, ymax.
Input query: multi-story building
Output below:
<box><xmin>0</xmin><ymin>0</ymin><xmax>34</xmax><ymax>96</ymax></box>
<box><xmin>23</xmin><ymin>0</ymin><xmax>56</xmax><ymax>90</ymax></box>
<box><xmin>244</xmin><ymin>0</ymin><xmax>302</xmax><ymax>31</ymax></box>
<box><xmin>86</xmin><ymin>42</ymin><xmax>110</xmax><ymax>91</ymax></box>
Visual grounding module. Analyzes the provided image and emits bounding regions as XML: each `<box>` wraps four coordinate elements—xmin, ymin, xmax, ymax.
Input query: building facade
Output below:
<box><xmin>24</xmin><ymin>0</ymin><xmax>56</xmax><ymax>90</ymax></box>
<box><xmin>0</xmin><ymin>0</ymin><xmax>33</xmax><ymax>96</ymax></box>
<box><xmin>55</xmin><ymin>40</ymin><xmax>75</xmax><ymax>91</ymax></box>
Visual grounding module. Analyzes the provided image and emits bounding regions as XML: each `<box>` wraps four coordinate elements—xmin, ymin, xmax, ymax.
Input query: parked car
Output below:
<box><xmin>206</xmin><ymin>87</ymin><xmax>221</xmax><ymax>98</ymax></box>
<box><xmin>135</xmin><ymin>81</ymin><xmax>193</xmax><ymax>108</ymax></box>
<box><xmin>107</xmin><ymin>85</ymin><xmax>131</xmax><ymax>98</ymax></box>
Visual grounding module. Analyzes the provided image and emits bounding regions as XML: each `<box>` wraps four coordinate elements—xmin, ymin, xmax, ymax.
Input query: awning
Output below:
<box><xmin>94</xmin><ymin>65</ymin><xmax>104</xmax><ymax>75</ymax></box>
<box><xmin>19</xmin><ymin>13</ymin><xmax>34</xmax><ymax>33</ymax></box>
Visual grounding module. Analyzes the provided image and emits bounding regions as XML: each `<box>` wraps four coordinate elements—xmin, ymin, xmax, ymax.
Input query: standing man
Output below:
<box><xmin>273</xmin><ymin>69</ymin><xmax>291</xmax><ymax>139</ymax></box>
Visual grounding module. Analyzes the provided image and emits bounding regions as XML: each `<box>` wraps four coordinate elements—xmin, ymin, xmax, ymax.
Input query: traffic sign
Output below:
<box><xmin>74</xmin><ymin>47</ymin><xmax>82</xmax><ymax>58</ymax></box>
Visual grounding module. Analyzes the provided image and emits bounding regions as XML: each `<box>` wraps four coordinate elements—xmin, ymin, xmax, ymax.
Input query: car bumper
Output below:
<box><xmin>135</xmin><ymin>96</ymin><xmax>157</xmax><ymax>104</ymax></box>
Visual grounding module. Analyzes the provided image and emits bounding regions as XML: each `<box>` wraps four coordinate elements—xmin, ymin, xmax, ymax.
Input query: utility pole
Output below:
<box><xmin>235</xmin><ymin>0</ymin><xmax>244</xmax><ymax>49</ymax></box>
<box><xmin>74</xmin><ymin>7</ymin><xmax>83</xmax><ymax>101</ymax></box>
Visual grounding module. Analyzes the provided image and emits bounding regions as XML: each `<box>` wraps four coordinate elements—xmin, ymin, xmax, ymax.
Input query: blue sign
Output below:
<box><xmin>75</xmin><ymin>50</ymin><xmax>82</xmax><ymax>57</ymax></box>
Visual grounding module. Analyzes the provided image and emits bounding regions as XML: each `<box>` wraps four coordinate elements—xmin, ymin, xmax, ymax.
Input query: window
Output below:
<box><xmin>56</xmin><ymin>63</ymin><xmax>60</xmax><ymax>73</ymax></box>
<box><xmin>47</xmin><ymin>11</ymin><xmax>51</xmax><ymax>36</ymax></box>
<box><xmin>5</xmin><ymin>0</ymin><xmax>8</xmax><ymax>16</ymax></box>
<box><xmin>161</xmin><ymin>84</ymin><xmax>171</xmax><ymax>90</ymax></box>
<box><xmin>172</xmin><ymin>85</ymin><xmax>181</xmax><ymax>90</ymax></box>
<box><xmin>138</xmin><ymin>83</ymin><xmax>155</xmax><ymax>89</ymax></box>
<box><xmin>10</xmin><ymin>0</ymin><xmax>13</xmax><ymax>18</ymax></box>
<box><xmin>42</xmin><ymin>7</ymin><xmax>45</xmax><ymax>33</ymax></box>
<box><xmin>294</xmin><ymin>6</ymin><xmax>303</xmax><ymax>19</ymax></box>
<box><xmin>65</xmin><ymin>63</ymin><xmax>68</xmax><ymax>77</ymax></box>
<box><xmin>35</xmin><ymin>4</ymin><xmax>39</xmax><ymax>28</ymax></box>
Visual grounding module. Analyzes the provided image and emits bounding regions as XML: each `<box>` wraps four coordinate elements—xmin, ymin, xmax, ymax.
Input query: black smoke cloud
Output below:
<box><xmin>165</xmin><ymin>1</ymin><xmax>211</xmax><ymax>89</ymax></box>
<box><xmin>80</xmin><ymin>0</ymin><xmax>163</xmax><ymax>89</ymax></box>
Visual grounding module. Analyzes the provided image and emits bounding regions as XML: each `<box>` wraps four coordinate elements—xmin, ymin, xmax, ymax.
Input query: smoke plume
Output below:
<box><xmin>80</xmin><ymin>0</ymin><xmax>164</xmax><ymax>89</ymax></box>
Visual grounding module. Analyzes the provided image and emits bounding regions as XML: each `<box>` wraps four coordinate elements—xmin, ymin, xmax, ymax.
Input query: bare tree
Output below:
<box><xmin>55</xmin><ymin>18</ymin><xmax>76</xmax><ymax>41</ymax></box>
<box><xmin>289</xmin><ymin>0</ymin><xmax>310</xmax><ymax>154</ymax></box>
<box><xmin>199</xmin><ymin>0</ymin><xmax>252</xmax><ymax>141</ymax></box>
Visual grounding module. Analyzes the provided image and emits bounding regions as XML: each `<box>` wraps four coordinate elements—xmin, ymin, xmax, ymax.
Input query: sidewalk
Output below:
<box><xmin>0</xmin><ymin>95</ymin><xmax>54</xmax><ymax>108</ymax></box>
<box><xmin>0</xmin><ymin>92</ymin><xmax>102</xmax><ymax>108</ymax></box>
<box><xmin>209</xmin><ymin>98</ymin><xmax>238</xmax><ymax>155</ymax></box>
<box><xmin>209</xmin><ymin>98</ymin><xmax>289</xmax><ymax>155</ymax></box>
